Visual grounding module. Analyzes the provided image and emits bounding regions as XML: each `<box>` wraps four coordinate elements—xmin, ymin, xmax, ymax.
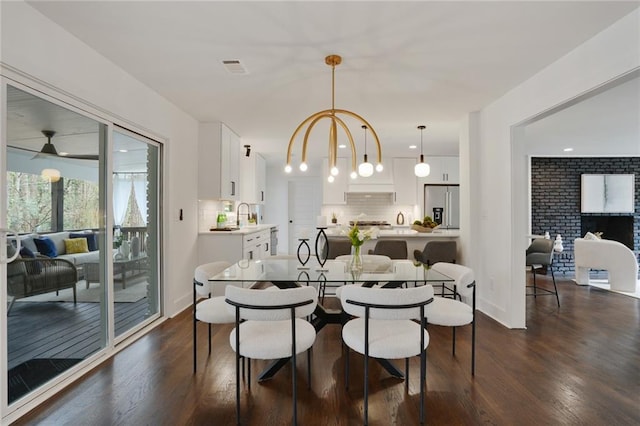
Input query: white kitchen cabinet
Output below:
<box><xmin>198</xmin><ymin>122</ymin><xmax>241</xmax><ymax>200</ymax></box>
<box><xmin>242</xmin><ymin>229</ymin><xmax>271</xmax><ymax>260</ymax></box>
<box><xmin>392</xmin><ymin>158</ymin><xmax>418</xmax><ymax>205</ymax></box>
<box><xmin>322</xmin><ymin>157</ymin><xmax>348</xmax><ymax>204</ymax></box>
<box><xmin>198</xmin><ymin>227</ymin><xmax>274</xmax><ymax>267</ymax></box>
<box><xmin>420</xmin><ymin>156</ymin><xmax>459</xmax><ymax>184</ymax></box>
<box><xmin>241</xmin><ymin>152</ymin><xmax>266</xmax><ymax>204</ymax></box>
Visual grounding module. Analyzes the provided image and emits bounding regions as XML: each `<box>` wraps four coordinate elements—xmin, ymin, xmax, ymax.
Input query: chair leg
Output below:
<box><xmin>452</xmin><ymin>327</ymin><xmax>457</xmax><ymax>356</ymax></box>
<box><xmin>551</xmin><ymin>266</ymin><xmax>560</xmax><ymax>307</ymax></box>
<box><xmin>247</xmin><ymin>358</ymin><xmax>252</xmax><ymax>389</ymax></box>
<box><xmin>344</xmin><ymin>346</ymin><xmax>350</xmax><ymax>389</ymax></box>
<box><xmin>420</xmin><ymin>350</ymin><xmax>426</xmax><ymax>425</ymax></box>
<box><xmin>405</xmin><ymin>358</ymin><xmax>409</xmax><ymax>391</ymax></box>
<box><xmin>532</xmin><ymin>268</ymin><xmax>537</xmax><ymax>298</ymax></box>
<box><xmin>235</xmin><ymin>351</ymin><xmax>241</xmax><ymax>426</ymax></box>
<box><xmin>292</xmin><ymin>351</ymin><xmax>298</xmax><ymax>425</ymax></box>
<box><xmin>193</xmin><ymin>317</ymin><xmax>197</xmax><ymax>373</ymax></box>
<box><xmin>364</xmin><ymin>352</ymin><xmax>369</xmax><ymax>426</ymax></box>
<box><xmin>307</xmin><ymin>349</ymin><xmax>312</xmax><ymax>390</ymax></box>
<box><xmin>208</xmin><ymin>323</ymin><xmax>212</xmax><ymax>353</ymax></box>
<box><xmin>471</xmin><ymin>319</ymin><xmax>476</xmax><ymax>376</ymax></box>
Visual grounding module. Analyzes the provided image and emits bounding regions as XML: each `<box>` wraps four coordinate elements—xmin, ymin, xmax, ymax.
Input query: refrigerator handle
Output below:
<box><xmin>446</xmin><ymin>191</ymin><xmax>451</xmax><ymax>228</ymax></box>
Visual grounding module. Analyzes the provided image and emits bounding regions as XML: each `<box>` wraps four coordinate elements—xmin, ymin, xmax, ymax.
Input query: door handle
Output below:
<box><xmin>1</xmin><ymin>229</ymin><xmax>20</xmax><ymax>263</ymax></box>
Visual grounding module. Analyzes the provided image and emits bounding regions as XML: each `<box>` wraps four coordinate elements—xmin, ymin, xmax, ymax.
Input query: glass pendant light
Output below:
<box><xmin>358</xmin><ymin>125</ymin><xmax>374</xmax><ymax>177</ymax></box>
<box><xmin>414</xmin><ymin>125</ymin><xmax>430</xmax><ymax>177</ymax></box>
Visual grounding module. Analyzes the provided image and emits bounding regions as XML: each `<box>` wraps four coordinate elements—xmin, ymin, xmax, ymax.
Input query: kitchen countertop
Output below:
<box><xmin>199</xmin><ymin>224</ymin><xmax>276</xmax><ymax>235</ymax></box>
<box><xmin>327</xmin><ymin>228</ymin><xmax>460</xmax><ymax>238</ymax></box>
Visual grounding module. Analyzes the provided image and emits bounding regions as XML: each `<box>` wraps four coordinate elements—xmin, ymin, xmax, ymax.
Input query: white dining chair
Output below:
<box><xmin>340</xmin><ymin>284</ymin><xmax>434</xmax><ymax>425</ymax></box>
<box><xmin>193</xmin><ymin>261</ymin><xmax>234</xmax><ymax>373</ymax></box>
<box><xmin>226</xmin><ymin>285</ymin><xmax>318</xmax><ymax>425</ymax></box>
<box><xmin>427</xmin><ymin>262</ymin><xmax>477</xmax><ymax>375</ymax></box>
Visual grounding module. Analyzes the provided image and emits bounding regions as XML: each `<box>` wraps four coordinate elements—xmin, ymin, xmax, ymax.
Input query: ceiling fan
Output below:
<box><xmin>31</xmin><ymin>130</ymin><xmax>99</xmax><ymax>161</ymax></box>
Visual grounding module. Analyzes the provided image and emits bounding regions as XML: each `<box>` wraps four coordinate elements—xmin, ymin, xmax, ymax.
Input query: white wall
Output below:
<box><xmin>1</xmin><ymin>1</ymin><xmax>200</xmax><ymax>318</ymax></box>
<box><xmin>469</xmin><ymin>9</ymin><xmax>640</xmax><ymax>327</ymax></box>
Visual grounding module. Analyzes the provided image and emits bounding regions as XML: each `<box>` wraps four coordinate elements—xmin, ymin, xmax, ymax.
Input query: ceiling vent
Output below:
<box><xmin>222</xmin><ymin>60</ymin><xmax>249</xmax><ymax>75</ymax></box>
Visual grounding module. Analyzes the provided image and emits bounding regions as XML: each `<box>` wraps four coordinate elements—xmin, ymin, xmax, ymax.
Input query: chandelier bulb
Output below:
<box><xmin>299</xmin><ymin>162</ymin><xmax>308</xmax><ymax>172</ymax></box>
<box><xmin>375</xmin><ymin>163</ymin><xmax>383</xmax><ymax>172</ymax></box>
<box><xmin>284</xmin><ymin>164</ymin><xmax>292</xmax><ymax>173</ymax></box>
<box><xmin>327</xmin><ymin>175</ymin><xmax>335</xmax><ymax>183</ymax></box>
<box><xmin>350</xmin><ymin>171</ymin><xmax>358</xmax><ymax>179</ymax></box>
<box><xmin>330</xmin><ymin>166</ymin><xmax>339</xmax><ymax>176</ymax></box>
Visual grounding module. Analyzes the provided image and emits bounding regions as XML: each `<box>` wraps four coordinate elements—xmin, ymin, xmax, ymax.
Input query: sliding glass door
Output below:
<box><xmin>112</xmin><ymin>128</ymin><xmax>160</xmax><ymax>338</ymax></box>
<box><xmin>2</xmin><ymin>82</ymin><xmax>162</xmax><ymax>414</ymax></box>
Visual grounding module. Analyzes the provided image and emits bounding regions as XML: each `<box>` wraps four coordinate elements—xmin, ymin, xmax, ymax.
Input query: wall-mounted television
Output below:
<box><xmin>581</xmin><ymin>174</ymin><xmax>635</xmax><ymax>213</ymax></box>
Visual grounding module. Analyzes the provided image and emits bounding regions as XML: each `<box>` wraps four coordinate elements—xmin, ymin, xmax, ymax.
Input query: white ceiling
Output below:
<box><xmin>22</xmin><ymin>1</ymin><xmax>640</xmax><ymax>166</ymax></box>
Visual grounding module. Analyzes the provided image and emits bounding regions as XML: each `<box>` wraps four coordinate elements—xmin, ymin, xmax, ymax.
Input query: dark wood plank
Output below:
<box><xmin>11</xmin><ymin>276</ymin><xmax>640</xmax><ymax>425</ymax></box>
<box><xmin>8</xmin><ymin>299</ymin><xmax>151</xmax><ymax>369</ymax></box>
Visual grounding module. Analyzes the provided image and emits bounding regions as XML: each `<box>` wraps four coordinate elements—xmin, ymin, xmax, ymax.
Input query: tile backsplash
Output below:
<box><xmin>322</xmin><ymin>193</ymin><xmax>419</xmax><ymax>225</ymax></box>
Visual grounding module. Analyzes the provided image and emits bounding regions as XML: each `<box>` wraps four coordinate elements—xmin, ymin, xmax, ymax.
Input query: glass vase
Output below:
<box><xmin>350</xmin><ymin>245</ymin><xmax>364</xmax><ymax>275</ymax></box>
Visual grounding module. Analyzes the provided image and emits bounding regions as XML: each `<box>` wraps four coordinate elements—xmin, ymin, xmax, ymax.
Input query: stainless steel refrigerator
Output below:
<box><xmin>423</xmin><ymin>184</ymin><xmax>460</xmax><ymax>229</ymax></box>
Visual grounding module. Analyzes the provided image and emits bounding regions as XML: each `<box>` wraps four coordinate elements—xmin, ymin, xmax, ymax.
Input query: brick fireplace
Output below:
<box><xmin>531</xmin><ymin>157</ymin><xmax>639</xmax><ymax>274</ymax></box>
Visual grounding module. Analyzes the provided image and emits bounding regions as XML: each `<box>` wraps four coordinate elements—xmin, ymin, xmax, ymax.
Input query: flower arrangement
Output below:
<box><xmin>345</xmin><ymin>223</ymin><xmax>372</xmax><ymax>248</ymax></box>
<box><xmin>343</xmin><ymin>222</ymin><xmax>372</xmax><ymax>274</ymax></box>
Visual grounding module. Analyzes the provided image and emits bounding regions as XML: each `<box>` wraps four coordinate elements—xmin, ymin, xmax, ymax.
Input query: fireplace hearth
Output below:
<box><xmin>581</xmin><ymin>215</ymin><xmax>634</xmax><ymax>250</ymax></box>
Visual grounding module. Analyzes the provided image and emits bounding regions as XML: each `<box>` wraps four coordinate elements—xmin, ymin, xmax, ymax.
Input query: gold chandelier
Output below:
<box><xmin>285</xmin><ymin>55</ymin><xmax>383</xmax><ymax>181</ymax></box>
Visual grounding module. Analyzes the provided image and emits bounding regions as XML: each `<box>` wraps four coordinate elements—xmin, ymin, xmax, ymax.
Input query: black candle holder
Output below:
<box><xmin>314</xmin><ymin>227</ymin><xmax>328</xmax><ymax>271</ymax></box>
<box><xmin>297</xmin><ymin>238</ymin><xmax>311</xmax><ymax>269</ymax></box>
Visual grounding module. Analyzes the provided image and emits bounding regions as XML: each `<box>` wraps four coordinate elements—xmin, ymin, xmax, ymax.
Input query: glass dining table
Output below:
<box><xmin>208</xmin><ymin>257</ymin><xmax>454</xmax><ymax>380</ymax></box>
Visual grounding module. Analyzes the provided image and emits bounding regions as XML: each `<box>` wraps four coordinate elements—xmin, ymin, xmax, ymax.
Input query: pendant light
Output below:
<box><xmin>414</xmin><ymin>125</ymin><xmax>430</xmax><ymax>177</ymax></box>
<box><xmin>358</xmin><ymin>125</ymin><xmax>374</xmax><ymax>177</ymax></box>
<box><xmin>285</xmin><ymin>55</ymin><xmax>383</xmax><ymax>179</ymax></box>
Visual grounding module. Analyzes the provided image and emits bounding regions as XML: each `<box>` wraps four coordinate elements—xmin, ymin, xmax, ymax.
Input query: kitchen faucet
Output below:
<box><xmin>236</xmin><ymin>202</ymin><xmax>251</xmax><ymax>226</ymax></box>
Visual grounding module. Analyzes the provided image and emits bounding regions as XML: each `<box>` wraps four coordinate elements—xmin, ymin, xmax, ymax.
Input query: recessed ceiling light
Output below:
<box><xmin>58</xmin><ymin>152</ymin><xmax>68</xmax><ymax>156</ymax></box>
<box><xmin>409</xmin><ymin>145</ymin><xmax>417</xmax><ymax>149</ymax></box>
<box><xmin>119</xmin><ymin>149</ymin><xmax>128</xmax><ymax>153</ymax></box>
<box><xmin>339</xmin><ymin>144</ymin><xmax>346</xmax><ymax>149</ymax></box>
<box><xmin>563</xmin><ymin>148</ymin><xmax>574</xmax><ymax>152</ymax></box>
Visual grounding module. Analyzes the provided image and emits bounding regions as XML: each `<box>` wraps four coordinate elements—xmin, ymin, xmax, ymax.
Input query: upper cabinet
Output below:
<box><xmin>241</xmin><ymin>152</ymin><xmax>267</xmax><ymax>204</ymax></box>
<box><xmin>420</xmin><ymin>156</ymin><xmax>459</xmax><ymax>184</ymax></box>
<box><xmin>198</xmin><ymin>123</ymin><xmax>241</xmax><ymax>200</ymax></box>
<box><xmin>392</xmin><ymin>158</ymin><xmax>417</xmax><ymax>205</ymax></box>
<box><xmin>322</xmin><ymin>157</ymin><xmax>348</xmax><ymax>204</ymax></box>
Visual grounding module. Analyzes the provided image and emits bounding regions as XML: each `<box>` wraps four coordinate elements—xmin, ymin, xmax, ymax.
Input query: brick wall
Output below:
<box><xmin>531</xmin><ymin>157</ymin><xmax>640</xmax><ymax>275</ymax></box>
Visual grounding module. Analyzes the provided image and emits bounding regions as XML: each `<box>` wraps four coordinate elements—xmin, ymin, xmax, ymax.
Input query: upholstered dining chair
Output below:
<box><xmin>526</xmin><ymin>238</ymin><xmax>560</xmax><ymax>307</ymax></box>
<box><xmin>325</xmin><ymin>239</ymin><xmax>353</xmax><ymax>259</ymax></box>
<box><xmin>193</xmin><ymin>261</ymin><xmax>234</xmax><ymax>373</ymax></box>
<box><xmin>427</xmin><ymin>262</ymin><xmax>477</xmax><ymax>375</ymax></box>
<box><xmin>225</xmin><ymin>285</ymin><xmax>318</xmax><ymax>426</ymax></box>
<box><xmin>340</xmin><ymin>285</ymin><xmax>434</xmax><ymax>425</ymax></box>
<box><xmin>368</xmin><ymin>239</ymin><xmax>408</xmax><ymax>259</ymax></box>
<box><xmin>413</xmin><ymin>240</ymin><xmax>457</xmax><ymax>266</ymax></box>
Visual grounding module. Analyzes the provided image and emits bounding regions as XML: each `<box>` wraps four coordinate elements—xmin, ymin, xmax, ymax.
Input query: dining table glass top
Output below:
<box><xmin>208</xmin><ymin>257</ymin><xmax>454</xmax><ymax>284</ymax></box>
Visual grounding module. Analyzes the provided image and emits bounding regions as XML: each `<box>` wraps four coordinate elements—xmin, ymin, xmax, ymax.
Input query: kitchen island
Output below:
<box><xmin>326</xmin><ymin>228</ymin><xmax>460</xmax><ymax>260</ymax></box>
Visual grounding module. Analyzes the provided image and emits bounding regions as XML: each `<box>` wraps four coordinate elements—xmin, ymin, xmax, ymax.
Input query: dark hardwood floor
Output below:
<box><xmin>12</xmin><ymin>276</ymin><xmax>640</xmax><ymax>425</ymax></box>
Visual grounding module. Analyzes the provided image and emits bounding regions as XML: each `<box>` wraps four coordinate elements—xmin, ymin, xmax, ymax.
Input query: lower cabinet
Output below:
<box><xmin>242</xmin><ymin>229</ymin><xmax>271</xmax><ymax>260</ymax></box>
<box><xmin>198</xmin><ymin>228</ymin><xmax>273</xmax><ymax>266</ymax></box>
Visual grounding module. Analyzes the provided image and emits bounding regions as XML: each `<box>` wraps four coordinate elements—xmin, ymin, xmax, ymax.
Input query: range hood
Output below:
<box><xmin>347</xmin><ymin>183</ymin><xmax>395</xmax><ymax>193</ymax></box>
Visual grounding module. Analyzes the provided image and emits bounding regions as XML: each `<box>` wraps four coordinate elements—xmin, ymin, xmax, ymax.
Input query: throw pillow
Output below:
<box><xmin>20</xmin><ymin>236</ymin><xmax>39</xmax><ymax>254</ymax></box>
<box><xmin>70</xmin><ymin>232</ymin><xmax>98</xmax><ymax>252</ymax></box>
<box><xmin>584</xmin><ymin>232</ymin><xmax>600</xmax><ymax>240</ymax></box>
<box><xmin>64</xmin><ymin>238</ymin><xmax>89</xmax><ymax>254</ymax></box>
<box><xmin>19</xmin><ymin>246</ymin><xmax>42</xmax><ymax>274</ymax></box>
<box><xmin>34</xmin><ymin>237</ymin><xmax>57</xmax><ymax>257</ymax></box>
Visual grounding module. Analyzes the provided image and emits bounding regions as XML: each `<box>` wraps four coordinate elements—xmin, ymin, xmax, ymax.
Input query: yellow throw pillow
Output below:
<box><xmin>64</xmin><ymin>238</ymin><xmax>89</xmax><ymax>254</ymax></box>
